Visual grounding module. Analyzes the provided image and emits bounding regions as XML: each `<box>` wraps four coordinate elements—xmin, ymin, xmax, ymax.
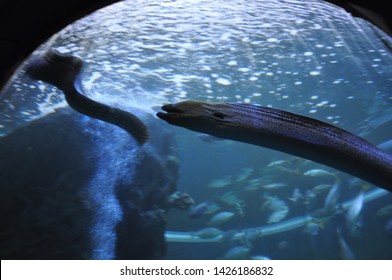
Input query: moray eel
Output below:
<box><xmin>25</xmin><ymin>51</ymin><xmax>148</xmax><ymax>145</ymax></box>
<box><xmin>157</xmin><ymin>100</ymin><xmax>392</xmax><ymax>192</ymax></box>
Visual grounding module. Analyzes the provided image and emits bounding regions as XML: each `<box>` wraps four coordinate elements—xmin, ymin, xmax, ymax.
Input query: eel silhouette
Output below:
<box><xmin>157</xmin><ymin>100</ymin><xmax>392</xmax><ymax>192</ymax></box>
<box><xmin>25</xmin><ymin>51</ymin><xmax>148</xmax><ymax>145</ymax></box>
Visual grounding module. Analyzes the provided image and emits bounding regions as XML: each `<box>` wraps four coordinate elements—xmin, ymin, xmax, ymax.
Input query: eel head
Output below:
<box><xmin>157</xmin><ymin>100</ymin><xmax>239</xmax><ymax>136</ymax></box>
<box><xmin>25</xmin><ymin>50</ymin><xmax>83</xmax><ymax>91</ymax></box>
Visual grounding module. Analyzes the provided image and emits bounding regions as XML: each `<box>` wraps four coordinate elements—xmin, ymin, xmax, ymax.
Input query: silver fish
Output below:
<box><xmin>288</xmin><ymin>188</ymin><xmax>303</xmax><ymax>202</ymax></box>
<box><xmin>208</xmin><ymin>176</ymin><xmax>232</xmax><ymax>188</ymax></box>
<box><xmin>312</xmin><ymin>183</ymin><xmax>333</xmax><ymax>195</ymax></box>
<box><xmin>235</xmin><ymin>167</ymin><xmax>254</xmax><ymax>182</ymax></box>
<box><xmin>324</xmin><ymin>179</ymin><xmax>340</xmax><ymax>213</ymax></box>
<box><xmin>222</xmin><ymin>245</ymin><xmax>251</xmax><ymax>260</ymax></box>
<box><xmin>267</xmin><ymin>159</ymin><xmax>287</xmax><ymax>167</ymax></box>
<box><xmin>346</xmin><ymin>191</ymin><xmax>364</xmax><ymax>236</ymax></box>
<box><xmin>303</xmin><ymin>168</ymin><xmax>335</xmax><ymax>177</ymax></box>
<box><xmin>261</xmin><ymin>195</ymin><xmax>289</xmax><ymax>223</ymax></box>
<box><xmin>194</xmin><ymin>227</ymin><xmax>223</xmax><ymax>239</ymax></box>
<box><xmin>304</xmin><ymin>189</ymin><xmax>317</xmax><ymax>206</ymax></box>
<box><xmin>219</xmin><ymin>191</ymin><xmax>241</xmax><ymax>206</ymax></box>
<box><xmin>189</xmin><ymin>201</ymin><xmax>210</xmax><ymax>219</ymax></box>
<box><xmin>208</xmin><ymin>211</ymin><xmax>235</xmax><ymax>226</ymax></box>
<box><xmin>261</xmin><ymin>182</ymin><xmax>288</xmax><ymax>190</ymax></box>
<box><xmin>244</xmin><ymin>178</ymin><xmax>262</xmax><ymax>191</ymax></box>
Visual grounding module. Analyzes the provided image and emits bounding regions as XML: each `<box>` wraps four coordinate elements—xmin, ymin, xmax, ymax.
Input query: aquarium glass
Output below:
<box><xmin>1</xmin><ymin>0</ymin><xmax>392</xmax><ymax>260</ymax></box>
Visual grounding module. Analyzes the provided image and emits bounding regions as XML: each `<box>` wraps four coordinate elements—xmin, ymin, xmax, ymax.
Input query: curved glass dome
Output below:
<box><xmin>1</xmin><ymin>0</ymin><xmax>392</xmax><ymax>260</ymax></box>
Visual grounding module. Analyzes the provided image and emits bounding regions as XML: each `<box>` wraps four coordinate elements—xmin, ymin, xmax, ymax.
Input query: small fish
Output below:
<box><xmin>235</xmin><ymin>167</ymin><xmax>254</xmax><ymax>182</ymax></box>
<box><xmin>194</xmin><ymin>227</ymin><xmax>223</xmax><ymax>239</ymax></box>
<box><xmin>244</xmin><ymin>178</ymin><xmax>262</xmax><ymax>191</ymax></box>
<box><xmin>235</xmin><ymin>201</ymin><xmax>246</xmax><ymax>217</ymax></box>
<box><xmin>336</xmin><ymin>229</ymin><xmax>355</xmax><ymax>260</ymax></box>
<box><xmin>261</xmin><ymin>182</ymin><xmax>288</xmax><ymax>190</ymax></box>
<box><xmin>267</xmin><ymin>159</ymin><xmax>287</xmax><ymax>167</ymax></box>
<box><xmin>204</xmin><ymin>202</ymin><xmax>222</xmax><ymax>215</ymax></box>
<box><xmin>261</xmin><ymin>195</ymin><xmax>289</xmax><ymax>223</ymax></box>
<box><xmin>303</xmin><ymin>168</ymin><xmax>335</xmax><ymax>177</ymax></box>
<box><xmin>219</xmin><ymin>191</ymin><xmax>241</xmax><ymax>206</ymax></box>
<box><xmin>324</xmin><ymin>179</ymin><xmax>340</xmax><ymax>213</ymax></box>
<box><xmin>288</xmin><ymin>188</ymin><xmax>303</xmax><ymax>202</ymax></box>
<box><xmin>220</xmin><ymin>230</ymin><xmax>237</xmax><ymax>243</ymax></box>
<box><xmin>238</xmin><ymin>229</ymin><xmax>261</xmax><ymax>246</ymax></box>
<box><xmin>208</xmin><ymin>211</ymin><xmax>235</xmax><ymax>226</ymax></box>
<box><xmin>312</xmin><ymin>183</ymin><xmax>333</xmax><ymax>195</ymax></box>
<box><xmin>346</xmin><ymin>191</ymin><xmax>364</xmax><ymax>221</ymax></box>
<box><xmin>222</xmin><ymin>246</ymin><xmax>251</xmax><ymax>260</ymax></box>
<box><xmin>189</xmin><ymin>201</ymin><xmax>210</xmax><ymax>219</ymax></box>
<box><xmin>310</xmin><ymin>208</ymin><xmax>335</xmax><ymax>219</ymax></box>
<box><xmin>267</xmin><ymin>208</ymin><xmax>289</xmax><ymax>223</ymax></box>
<box><xmin>346</xmin><ymin>191</ymin><xmax>364</xmax><ymax>236</ymax></box>
<box><xmin>208</xmin><ymin>176</ymin><xmax>232</xmax><ymax>188</ymax></box>
<box><xmin>304</xmin><ymin>189</ymin><xmax>316</xmax><ymax>206</ymax></box>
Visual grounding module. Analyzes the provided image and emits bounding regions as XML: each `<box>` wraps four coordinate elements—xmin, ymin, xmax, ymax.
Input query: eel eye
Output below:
<box><xmin>213</xmin><ymin>112</ymin><xmax>227</xmax><ymax>120</ymax></box>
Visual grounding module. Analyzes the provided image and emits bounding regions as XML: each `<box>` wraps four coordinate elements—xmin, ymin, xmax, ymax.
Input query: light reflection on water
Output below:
<box><xmin>2</xmin><ymin>0</ymin><xmax>392</xmax><ymax>134</ymax></box>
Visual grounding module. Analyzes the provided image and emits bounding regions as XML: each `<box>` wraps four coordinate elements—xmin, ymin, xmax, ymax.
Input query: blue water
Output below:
<box><xmin>1</xmin><ymin>0</ymin><xmax>392</xmax><ymax>259</ymax></box>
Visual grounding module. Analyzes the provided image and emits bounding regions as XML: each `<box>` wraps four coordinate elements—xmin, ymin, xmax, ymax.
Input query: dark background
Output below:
<box><xmin>0</xmin><ymin>0</ymin><xmax>391</xmax><ymax>90</ymax></box>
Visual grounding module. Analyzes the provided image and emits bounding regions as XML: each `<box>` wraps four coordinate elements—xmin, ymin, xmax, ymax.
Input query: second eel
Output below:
<box><xmin>157</xmin><ymin>100</ymin><xmax>392</xmax><ymax>192</ymax></box>
<box><xmin>25</xmin><ymin>51</ymin><xmax>149</xmax><ymax>145</ymax></box>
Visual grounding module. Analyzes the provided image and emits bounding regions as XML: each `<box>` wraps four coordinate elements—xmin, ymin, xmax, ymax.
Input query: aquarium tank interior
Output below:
<box><xmin>1</xmin><ymin>0</ymin><xmax>392</xmax><ymax>260</ymax></box>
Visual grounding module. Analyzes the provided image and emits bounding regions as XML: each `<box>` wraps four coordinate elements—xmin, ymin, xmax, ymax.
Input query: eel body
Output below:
<box><xmin>157</xmin><ymin>100</ymin><xmax>392</xmax><ymax>192</ymax></box>
<box><xmin>25</xmin><ymin>51</ymin><xmax>148</xmax><ymax>145</ymax></box>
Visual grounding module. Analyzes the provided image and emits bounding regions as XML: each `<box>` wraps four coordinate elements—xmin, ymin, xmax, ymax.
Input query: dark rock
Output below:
<box><xmin>0</xmin><ymin>107</ymin><xmax>178</xmax><ymax>259</ymax></box>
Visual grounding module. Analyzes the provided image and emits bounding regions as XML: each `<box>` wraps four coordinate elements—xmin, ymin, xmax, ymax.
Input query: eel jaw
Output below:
<box><xmin>156</xmin><ymin>103</ymin><xmax>184</xmax><ymax>123</ymax></box>
<box><xmin>157</xmin><ymin>100</ymin><xmax>238</xmax><ymax>138</ymax></box>
<box><xmin>156</xmin><ymin>101</ymin><xmax>230</xmax><ymax>127</ymax></box>
<box><xmin>156</xmin><ymin>102</ymin><xmax>211</xmax><ymax>131</ymax></box>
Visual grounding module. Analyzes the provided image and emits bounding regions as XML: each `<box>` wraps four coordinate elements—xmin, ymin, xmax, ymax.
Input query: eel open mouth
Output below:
<box><xmin>156</xmin><ymin>103</ymin><xmax>183</xmax><ymax>121</ymax></box>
